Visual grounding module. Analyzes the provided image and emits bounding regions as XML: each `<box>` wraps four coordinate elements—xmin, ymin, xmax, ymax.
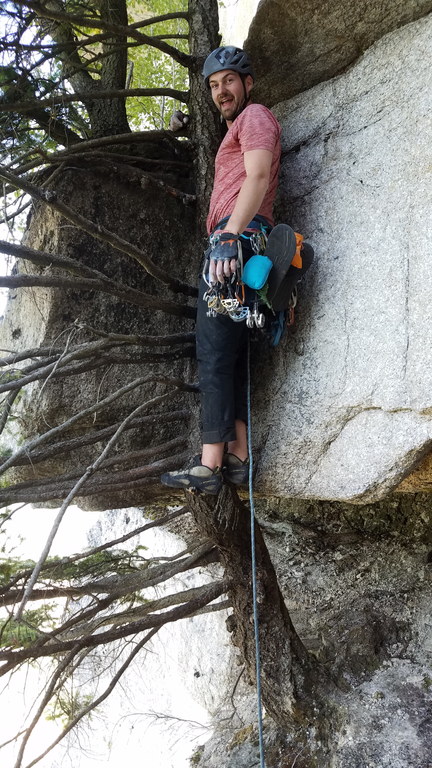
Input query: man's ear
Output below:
<box><xmin>245</xmin><ymin>74</ymin><xmax>254</xmax><ymax>96</ymax></box>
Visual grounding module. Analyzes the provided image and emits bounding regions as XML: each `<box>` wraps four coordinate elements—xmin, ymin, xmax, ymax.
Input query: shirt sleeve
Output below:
<box><xmin>237</xmin><ymin>104</ymin><xmax>281</xmax><ymax>154</ymax></box>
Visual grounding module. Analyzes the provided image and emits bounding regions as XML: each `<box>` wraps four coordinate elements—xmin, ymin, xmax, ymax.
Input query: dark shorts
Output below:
<box><xmin>196</xmin><ymin>217</ymin><xmax>271</xmax><ymax>444</ymax></box>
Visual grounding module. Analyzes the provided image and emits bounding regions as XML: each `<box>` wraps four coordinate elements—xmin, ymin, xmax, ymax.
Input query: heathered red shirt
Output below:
<box><xmin>206</xmin><ymin>103</ymin><xmax>281</xmax><ymax>235</ymax></box>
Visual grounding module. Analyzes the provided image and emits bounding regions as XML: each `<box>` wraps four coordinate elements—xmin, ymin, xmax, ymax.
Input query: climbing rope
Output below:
<box><xmin>247</xmin><ymin>336</ymin><xmax>266</xmax><ymax>768</ymax></box>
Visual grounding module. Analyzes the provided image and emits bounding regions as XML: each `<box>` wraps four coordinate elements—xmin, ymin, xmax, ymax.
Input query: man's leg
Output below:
<box><xmin>201</xmin><ymin>441</ymin><xmax>224</xmax><ymax>470</ymax></box>
<box><xmin>160</xmin><ymin>277</ymin><xmax>247</xmax><ymax>494</ymax></box>
<box><xmin>201</xmin><ymin>418</ymin><xmax>247</xmax><ymax>469</ymax></box>
<box><xmin>197</xmin><ymin>276</ymin><xmax>247</xmax><ymax>450</ymax></box>
<box><xmin>227</xmin><ymin>419</ymin><xmax>248</xmax><ymax>461</ymax></box>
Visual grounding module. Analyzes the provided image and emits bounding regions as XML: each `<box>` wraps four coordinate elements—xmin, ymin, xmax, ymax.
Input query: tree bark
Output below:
<box><xmin>39</xmin><ymin>0</ymin><xmax>131</xmax><ymax>137</ymax></box>
<box><xmin>91</xmin><ymin>0</ymin><xmax>131</xmax><ymax>137</ymax></box>
<box><xmin>187</xmin><ymin>0</ymin><xmax>221</xmax><ymax>232</ymax></box>
<box><xmin>188</xmin><ymin>485</ymin><xmax>337</xmax><ymax>732</ymax></box>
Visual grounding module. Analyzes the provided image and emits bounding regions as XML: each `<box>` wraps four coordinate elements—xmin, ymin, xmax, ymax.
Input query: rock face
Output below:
<box><xmin>0</xmin><ymin>163</ymin><xmax>198</xmax><ymax>508</ymax></box>
<box><xmin>199</xmin><ymin>493</ymin><xmax>432</xmax><ymax>767</ymax></box>
<box><xmin>253</xmin><ymin>15</ymin><xmax>432</xmax><ymax>502</ymax></box>
<box><xmin>245</xmin><ymin>0</ymin><xmax>432</xmax><ymax>106</ymax></box>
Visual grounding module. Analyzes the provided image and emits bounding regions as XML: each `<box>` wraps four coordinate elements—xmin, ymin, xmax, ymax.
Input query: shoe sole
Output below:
<box><xmin>265</xmin><ymin>224</ymin><xmax>314</xmax><ymax>311</ymax></box>
<box><xmin>160</xmin><ymin>473</ymin><xmax>222</xmax><ymax>495</ymax></box>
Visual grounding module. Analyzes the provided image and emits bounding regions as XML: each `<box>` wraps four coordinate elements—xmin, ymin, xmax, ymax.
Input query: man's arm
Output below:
<box><xmin>225</xmin><ymin>148</ymin><xmax>273</xmax><ymax>235</ymax></box>
<box><xmin>210</xmin><ymin>148</ymin><xmax>273</xmax><ymax>283</ymax></box>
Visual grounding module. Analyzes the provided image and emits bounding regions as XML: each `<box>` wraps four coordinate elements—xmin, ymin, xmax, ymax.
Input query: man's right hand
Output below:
<box><xmin>169</xmin><ymin>110</ymin><xmax>189</xmax><ymax>132</ymax></box>
<box><xmin>209</xmin><ymin>232</ymin><xmax>239</xmax><ymax>283</ymax></box>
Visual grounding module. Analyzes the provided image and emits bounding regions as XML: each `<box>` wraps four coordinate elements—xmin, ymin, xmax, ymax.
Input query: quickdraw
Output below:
<box><xmin>203</xmin><ymin>225</ymin><xmax>269</xmax><ymax>327</ymax></box>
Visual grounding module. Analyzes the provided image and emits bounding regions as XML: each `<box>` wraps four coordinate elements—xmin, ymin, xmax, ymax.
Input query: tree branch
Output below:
<box><xmin>14</xmin><ymin>389</ymin><xmax>190</xmax><ymax>619</ymax></box>
<box><xmin>11</xmin><ymin>129</ymin><xmax>189</xmax><ymax>175</ymax></box>
<box><xmin>1</xmin><ymin>87</ymin><xmax>189</xmax><ymax>113</ymax></box>
<box><xmin>0</xmin><ymin>454</ymin><xmax>191</xmax><ymax>508</ymax></box>
<box><xmin>0</xmin><ymin>239</ymin><xmax>196</xmax><ymax>317</ymax></box>
<box><xmin>0</xmin><ymin>272</ymin><xmax>195</xmax><ymax>318</ymax></box>
<box><xmin>14</xmin><ymin>1</ymin><xmax>192</xmax><ymax>67</ymax></box>
<box><xmin>0</xmin><ymin>375</ymin><xmax>195</xmax><ymax>476</ymax></box>
<box><xmin>2</xmin><ymin>435</ymin><xmax>187</xmax><ymax>495</ymax></box>
<box><xmin>12</xmin><ymin>643</ymin><xmax>83</xmax><ymax>768</ymax></box>
<box><xmin>58</xmin><ymin>581</ymin><xmax>228</xmax><ymax>639</ymax></box>
<box><xmin>0</xmin><ymin>506</ymin><xmax>189</xmax><ymax>598</ymax></box>
<box><xmin>0</xmin><ymin>409</ymin><xmax>190</xmax><ymax>466</ymax></box>
<box><xmin>1</xmin><ymin>578</ymin><xmax>226</xmax><ymax>669</ymax></box>
<box><xmin>0</xmin><ymin>167</ymin><xmax>197</xmax><ymax>297</ymax></box>
<box><xmin>18</xmin><ymin>629</ymin><xmax>160</xmax><ymax>768</ymax></box>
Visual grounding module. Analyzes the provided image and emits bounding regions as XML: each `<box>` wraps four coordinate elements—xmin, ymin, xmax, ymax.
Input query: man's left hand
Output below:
<box><xmin>209</xmin><ymin>231</ymin><xmax>239</xmax><ymax>283</ymax></box>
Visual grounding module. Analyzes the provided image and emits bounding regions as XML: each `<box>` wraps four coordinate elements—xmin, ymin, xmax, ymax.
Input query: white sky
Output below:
<box><xmin>1</xmin><ymin>507</ymin><xmax>215</xmax><ymax>768</ymax></box>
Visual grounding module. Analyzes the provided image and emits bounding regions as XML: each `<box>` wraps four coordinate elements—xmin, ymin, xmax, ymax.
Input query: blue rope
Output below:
<box><xmin>247</xmin><ymin>336</ymin><xmax>266</xmax><ymax>768</ymax></box>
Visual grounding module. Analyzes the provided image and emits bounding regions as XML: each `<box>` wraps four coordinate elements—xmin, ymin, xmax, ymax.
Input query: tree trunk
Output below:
<box><xmin>188</xmin><ymin>486</ymin><xmax>337</xmax><ymax>736</ymax></box>
<box><xmin>41</xmin><ymin>0</ymin><xmax>130</xmax><ymax>137</ymax></box>
<box><xmin>90</xmin><ymin>0</ymin><xmax>131</xmax><ymax>137</ymax></box>
<box><xmin>188</xmin><ymin>0</ymin><xmax>221</xmax><ymax>233</ymax></box>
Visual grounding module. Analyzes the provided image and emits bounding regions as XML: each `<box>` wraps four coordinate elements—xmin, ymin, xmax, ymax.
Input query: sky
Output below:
<box><xmin>1</xmin><ymin>506</ymin><xmax>215</xmax><ymax>768</ymax></box>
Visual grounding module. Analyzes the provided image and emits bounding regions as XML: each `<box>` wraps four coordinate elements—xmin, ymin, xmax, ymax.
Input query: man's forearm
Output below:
<box><xmin>224</xmin><ymin>174</ymin><xmax>269</xmax><ymax>235</ymax></box>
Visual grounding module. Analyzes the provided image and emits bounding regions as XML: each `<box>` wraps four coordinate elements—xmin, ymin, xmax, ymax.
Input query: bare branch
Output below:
<box><xmin>72</xmin><ymin>582</ymin><xmax>230</xmax><ymax>634</ymax></box>
<box><xmin>0</xmin><ymin>451</ymin><xmax>190</xmax><ymax>507</ymax></box>
<box><xmin>11</xmin><ymin>130</ymin><xmax>189</xmax><ymax>175</ymax></box>
<box><xmin>1</xmin><ymin>578</ymin><xmax>226</xmax><ymax>670</ymax></box>
<box><xmin>14</xmin><ymin>390</ymin><xmax>189</xmax><ymax>618</ymax></box>
<box><xmin>41</xmin><ymin>151</ymin><xmax>191</xmax><ymax>169</ymax></box>
<box><xmin>0</xmin><ymin>333</ymin><xmax>188</xmax><ymax>393</ymax></box>
<box><xmin>0</xmin><ymin>167</ymin><xmax>197</xmax><ymax>297</ymax></box>
<box><xmin>0</xmin><ymin>375</ymin><xmax>195</xmax><ymax>476</ymax></box>
<box><xmin>13</xmin><ymin>1</ymin><xmax>192</xmax><ymax>67</ymax></box>
<box><xmin>19</xmin><ymin>629</ymin><xmax>160</xmax><ymax>768</ymax></box>
<box><xmin>12</xmin><ymin>644</ymin><xmax>83</xmax><ymax>768</ymax></box>
<box><xmin>0</xmin><ymin>507</ymin><xmax>189</xmax><ymax>598</ymax></box>
<box><xmin>0</xmin><ymin>198</ymin><xmax>31</xmax><ymax>226</ymax></box>
<box><xmin>0</xmin><ymin>389</ymin><xmax>20</xmax><ymax>436</ymax></box>
<box><xmin>4</xmin><ymin>435</ymin><xmax>187</xmax><ymax>494</ymax></box>
<box><xmin>0</xmin><ymin>273</ymin><xmax>195</xmax><ymax>318</ymax></box>
<box><xmin>0</xmin><ymin>15</ymin><xmax>188</xmax><ymax>60</ymax></box>
<box><xmin>1</xmin><ymin>87</ymin><xmax>189</xmax><ymax>114</ymax></box>
<box><xmin>75</xmin><ymin>324</ymin><xmax>195</xmax><ymax>347</ymax></box>
<box><xmin>0</xmin><ymin>240</ymin><xmax>196</xmax><ymax>317</ymax></box>
<box><xmin>1</xmin><ymin>410</ymin><xmax>190</xmax><ymax>467</ymax></box>
<box><xmin>0</xmin><ymin>349</ymin><xmax>194</xmax><ymax>400</ymax></box>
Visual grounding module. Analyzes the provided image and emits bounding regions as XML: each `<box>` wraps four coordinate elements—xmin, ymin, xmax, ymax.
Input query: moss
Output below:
<box><xmin>189</xmin><ymin>745</ymin><xmax>204</xmax><ymax>765</ymax></box>
<box><xmin>227</xmin><ymin>724</ymin><xmax>254</xmax><ymax>751</ymax></box>
<box><xmin>373</xmin><ymin>691</ymin><xmax>386</xmax><ymax>700</ymax></box>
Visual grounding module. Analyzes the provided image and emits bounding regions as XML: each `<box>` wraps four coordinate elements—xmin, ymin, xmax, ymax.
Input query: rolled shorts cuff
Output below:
<box><xmin>201</xmin><ymin>424</ymin><xmax>237</xmax><ymax>445</ymax></box>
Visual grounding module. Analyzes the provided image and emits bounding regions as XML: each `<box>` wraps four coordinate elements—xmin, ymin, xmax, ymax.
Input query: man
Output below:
<box><xmin>161</xmin><ymin>46</ymin><xmax>282</xmax><ymax>495</ymax></box>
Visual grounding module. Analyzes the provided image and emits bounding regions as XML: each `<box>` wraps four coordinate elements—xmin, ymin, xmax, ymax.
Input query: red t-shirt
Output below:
<box><xmin>206</xmin><ymin>103</ymin><xmax>281</xmax><ymax>234</ymax></box>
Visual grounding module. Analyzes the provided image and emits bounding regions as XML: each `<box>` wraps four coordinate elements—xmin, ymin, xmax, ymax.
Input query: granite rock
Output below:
<box><xmin>245</xmin><ymin>0</ymin><xmax>432</xmax><ymax>106</ymax></box>
<box><xmin>253</xmin><ymin>16</ymin><xmax>432</xmax><ymax>502</ymax></box>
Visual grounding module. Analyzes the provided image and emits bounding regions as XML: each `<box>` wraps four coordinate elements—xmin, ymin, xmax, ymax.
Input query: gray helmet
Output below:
<box><xmin>202</xmin><ymin>46</ymin><xmax>254</xmax><ymax>86</ymax></box>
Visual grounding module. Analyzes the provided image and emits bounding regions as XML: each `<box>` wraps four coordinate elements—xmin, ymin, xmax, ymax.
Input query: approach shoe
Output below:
<box><xmin>223</xmin><ymin>453</ymin><xmax>250</xmax><ymax>487</ymax></box>
<box><xmin>160</xmin><ymin>456</ymin><xmax>222</xmax><ymax>495</ymax></box>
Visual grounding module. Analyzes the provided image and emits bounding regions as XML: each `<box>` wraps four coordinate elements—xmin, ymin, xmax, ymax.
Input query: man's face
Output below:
<box><xmin>208</xmin><ymin>70</ymin><xmax>253</xmax><ymax>124</ymax></box>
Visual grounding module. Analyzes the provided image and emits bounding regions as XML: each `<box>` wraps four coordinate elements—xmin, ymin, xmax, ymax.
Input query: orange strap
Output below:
<box><xmin>291</xmin><ymin>232</ymin><xmax>304</xmax><ymax>268</ymax></box>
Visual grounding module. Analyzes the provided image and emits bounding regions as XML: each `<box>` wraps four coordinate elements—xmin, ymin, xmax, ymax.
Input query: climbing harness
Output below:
<box><xmin>247</xmin><ymin>336</ymin><xmax>266</xmax><ymax>768</ymax></box>
<box><xmin>203</xmin><ymin>224</ymin><xmax>268</xmax><ymax>328</ymax></box>
<box><xmin>202</xmin><ymin>223</ymin><xmax>313</xmax><ymax>343</ymax></box>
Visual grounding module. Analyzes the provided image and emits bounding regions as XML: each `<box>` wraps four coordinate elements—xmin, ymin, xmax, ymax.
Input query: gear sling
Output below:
<box><xmin>197</xmin><ymin>218</ymin><xmax>313</xmax><ymax>444</ymax></box>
